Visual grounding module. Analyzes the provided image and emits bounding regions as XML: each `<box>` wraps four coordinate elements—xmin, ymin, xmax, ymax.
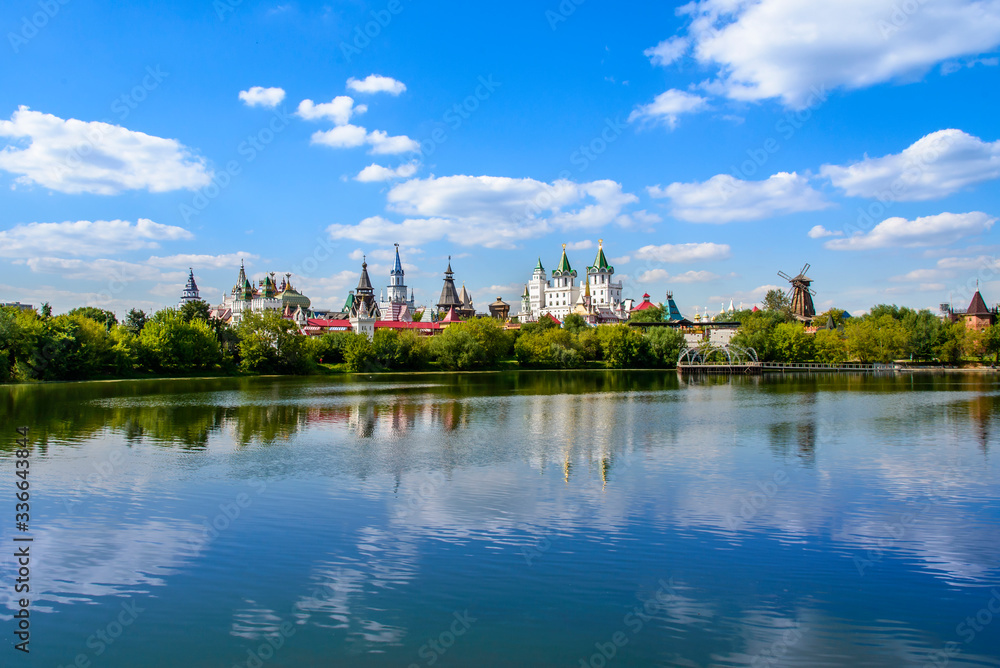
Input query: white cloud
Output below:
<box><xmin>145</xmin><ymin>252</ymin><xmax>259</xmax><ymax>269</ymax></box>
<box><xmin>808</xmin><ymin>225</ymin><xmax>843</xmax><ymax>239</ymax></box>
<box><xmin>311</xmin><ymin>126</ymin><xmax>419</xmax><ymax>154</ymax></box>
<box><xmin>366</xmin><ymin>130</ymin><xmax>420</xmax><ymax>155</ymax></box>
<box><xmin>644</xmin><ymin>36</ymin><xmax>690</xmax><ymax>66</ymax></box>
<box><xmin>238</xmin><ymin>86</ymin><xmax>286</xmax><ymax>108</ymax></box>
<box><xmin>710</xmin><ymin>284</ymin><xmax>783</xmax><ymax>304</ymax></box>
<box><xmin>0</xmin><ymin>219</ymin><xmax>192</xmax><ymax>257</ymax></box>
<box><xmin>346</xmin><ymin>75</ymin><xmax>407</xmax><ymax>96</ymax></box>
<box><xmin>311</xmin><ymin>125</ymin><xmax>369</xmax><ymax>148</ymax></box>
<box><xmin>664</xmin><ymin>0</ymin><xmax>1000</xmax><ymax>108</ymax></box>
<box><xmin>634</xmin><ymin>242</ymin><xmax>731</xmax><ymax>263</ymax></box>
<box><xmin>0</xmin><ymin>107</ymin><xmax>212</xmax><ymax>195</ymax></box>
<box><xmin>825</xmin><ymin>211</ymin><xmax>996</xmax><ymax>250</ymax></box>
<box><xmin>889</xmin><ymin>268</ymin><xmax>956</xmax><ymax>283</ymax></box>
<box><xmin>653</xmin><ymin>172</ymin><xmax>831</xmax><ymax>223</ymax></box>
<box><xmin>637</xmin><ymin>269</ymin><xmax>720</xmax><ymax>283</ymax></box>
<box><xmin>296</xmin><ymin>96</ymin><xmax>367</xmax><ymax>125</ymax></box>
<box><xmin>629</xmin><ymin>89</ymin><xmax>708</xmax><ymax>128</ymax></box>
<box><xmin>24</xmin><ymin>257</ymin><xmax>185</xmax><ymax>283</ymax></box>
<box><xmin>328</xmin><ymin>175</ymin><xmax>639</xmax><ymax>249</ymax></box>
<box><xmin>348</xmin><ymin>247</ymin><xmax>422</xmax><ymax>262</ymax></box>
<box><xmin>566</xmin><ymin>240</ymin><xmax>594</xmax><ymax>251</ymax></box>
<box><xmin>820</xmin><ymin>129</ymin><xmax>1000</xmax><ymax>201</ymax></box>
<box><xmin>356</xmin><ymin>162</ymin><xmax>420</xmax><ymax>182</ymax></box>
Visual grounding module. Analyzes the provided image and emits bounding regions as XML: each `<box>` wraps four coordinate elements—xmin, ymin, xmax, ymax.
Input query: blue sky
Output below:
<box><xmin>2</xmin><ymin>0</ymin><xmax>999</xmax><ymax>317</ymax></box>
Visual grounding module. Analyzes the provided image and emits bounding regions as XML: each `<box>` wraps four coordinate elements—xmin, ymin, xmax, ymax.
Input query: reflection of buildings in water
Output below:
<box><xmin>765</xmin><ymin>395</ymin><xmax>817</xmax><ymax>466</ymax></box>
<box><xmin>432</xmin><ymin>399</ymin><xmax>466</xmax><ymax>432</ymax></box>
<box><xmin>966</xmin><ymin>395</ymin><xmax>993</xmax><ymax>453</ymax></box>
<box><xmin>526</xmin><ymin>392</ymin><xmax>627</xmax><ymax>485</ymax></box>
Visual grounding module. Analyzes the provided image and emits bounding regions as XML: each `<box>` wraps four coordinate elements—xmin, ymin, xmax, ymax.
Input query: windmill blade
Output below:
<box><xmin>777</xmin><ymin>271</ymin><xmax>792</xmax><ymax>281</ymax></box>
<box><xmin>809</xmin><ymin>288</ymin><xmax>817</xmax><ymax>295</ymax></box>
<box><xmin>785</xmin><ymin>287</ymin><xmax>794</xmax><ymax>300</ymax></box>
<box><xmin>800</xmin><ymin>262</ymin><xmax>810</xmax><ymax>275</ymax></box>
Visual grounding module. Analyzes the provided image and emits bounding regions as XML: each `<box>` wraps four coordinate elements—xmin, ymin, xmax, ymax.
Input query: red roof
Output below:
<box><xmin>305</xmin><ymin>318</ymin><xmax>440</xmax><ymax>333</ymax></box>
<box><xmin>631</xmin><ymin>293</ymin><xmax>655</xmax><ymax>311</ymax></box>
<box><xmin>751</xmin><ymin>305</ymin><xmax>760</xmax><ymax>312</ymax></box>
<box><xmin>967</xmin><ymin>290</ymin><xmax>992</xmax><ymax>316</ymax></box>
<box><xmin>540</xmin><ymin>313</ymin><xmax>561</xmax><ymax>325</ymax></box>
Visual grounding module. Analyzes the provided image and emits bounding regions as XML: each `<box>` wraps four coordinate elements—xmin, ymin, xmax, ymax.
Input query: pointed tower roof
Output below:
<box><xmin>535</xmin><ymin>257</ymin><xmax>544</xmax><ymax>272</ymax></box>
<box><xmin>185</xmin><ymin>268</ymin><xmax>198</xmax><ymax>292</ymax></box>
<box><xmin>967</xmin><ymin>290</ymin><xmax>991</xmax><ymax>316</ymax></box>
<box><xmin>554</xmin><ymin>244</ymin><xmax>573</xmax><ymax>274</ymax></box>
<box><xmin>522</xmin><ymin>284</ymin><xmax>529</xmax><ymax>298</ymax></box>
<box><xmin>592</xmin><ymin>239</ymin><xmax>610</xmax><ymax>271</ymax></box>
<box><xmin>356</xmin><ymin>257</ymin><xmax>373</xmax><ymax>293</ymax></box>
<box><xmin>441</xmin><ymin>306</ymin><xmax>461</xmax><ymax>323</ymax></box>
<box><xmin>392</xmin><ymin>243</ymin><xmax>403</xmax><ymax>275</ymax></box>
<box><xmin>459</xmin><ymin>283</ymin><xmax>473</xmax><ymax>308</ymax></box>
<box><xmin>665</xmin><ymin>291</ymin><xmax>683</xmax><ymax>321</ymax></box>
<box><xmin>437</xmin><ymin>256</ymin><xmax>462</xmax><ymax>311</ymax></box>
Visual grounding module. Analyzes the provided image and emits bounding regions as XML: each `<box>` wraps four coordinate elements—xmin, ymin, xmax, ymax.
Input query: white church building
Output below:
<box><xmin>519</xmin><ymin>240</ymin><xmax>629</xmax><ymax>323</ymax></box>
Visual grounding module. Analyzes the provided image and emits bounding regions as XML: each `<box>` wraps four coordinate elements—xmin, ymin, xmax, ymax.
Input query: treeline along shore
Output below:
<box><xmin>1</xmin><ymin>300</ymin><xmax>998</xmax><ymax>383</ymax></box>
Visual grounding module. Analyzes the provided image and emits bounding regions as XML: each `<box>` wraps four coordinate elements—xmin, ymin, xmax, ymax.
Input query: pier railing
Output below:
<box><xmin>677</xmin><ymin>361</ymin><xmax>896</xmax><ymax>374</ymax></box>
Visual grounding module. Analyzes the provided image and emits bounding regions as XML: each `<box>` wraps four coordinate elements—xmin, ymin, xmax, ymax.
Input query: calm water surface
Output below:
<box><xmin>1</xmin><ymin>371</ymin><xmax>999</xmax><ymax>667</ymax></box>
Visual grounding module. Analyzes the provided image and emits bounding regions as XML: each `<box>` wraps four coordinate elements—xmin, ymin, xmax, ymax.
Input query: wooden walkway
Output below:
<box><xmin>678</xmin><ymin>362</ymin><xmax>895</xmax><ymax>375</ymax></box>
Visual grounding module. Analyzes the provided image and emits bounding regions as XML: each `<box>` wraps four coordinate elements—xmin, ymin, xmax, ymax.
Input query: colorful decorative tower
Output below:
<box><xmin>586</xmin><ymin>239</ymin><xmax>622</xmax><ymax>309</ymax></box>
<box><xmin>349</xmin><ymin>257</ymin><xmax>380</xmax><ymax>339</ymax></box>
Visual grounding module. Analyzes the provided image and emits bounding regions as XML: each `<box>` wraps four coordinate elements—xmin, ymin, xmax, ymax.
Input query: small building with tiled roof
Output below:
<box><xmin>631</xmin><ymin>293</ymin><xmax>655</xmax><ymax>311</ymax></box>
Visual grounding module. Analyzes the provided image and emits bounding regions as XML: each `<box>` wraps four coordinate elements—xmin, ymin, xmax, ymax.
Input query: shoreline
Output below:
<box><xmin>2</xmin><ymin>365</ymin><xmax>999</xmax><ymax>387</ymax></box>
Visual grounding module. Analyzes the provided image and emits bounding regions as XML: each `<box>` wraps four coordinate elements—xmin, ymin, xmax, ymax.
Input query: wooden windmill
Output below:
<box><xmin>778</xmin><ymin>263</ymin><xmax>816</xmax><ymax>320</ymax></box>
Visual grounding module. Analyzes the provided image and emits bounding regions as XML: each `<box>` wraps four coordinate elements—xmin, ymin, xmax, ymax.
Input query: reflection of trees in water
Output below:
<box><xmin>4</xmin><ymin>371</ymin><xmax>996</xmax><ymax>470</ymax></box>
<box><xmin>950</xmin><ymin>394</ymin><xmax>996</xmax><ymax>454</ymax></box>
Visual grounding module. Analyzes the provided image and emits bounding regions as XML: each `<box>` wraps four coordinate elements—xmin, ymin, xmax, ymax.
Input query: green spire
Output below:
<box><xmin>554</xmin><ymin>244</ymin><xmax>573</xmax><ymax>274</ymax></box>
<box><xmin>592</xmin><ymin>239</ymin><xmax>610</xmax><ymax>270</ymax></box>
<box><xmin>535</xmin><ymin>257</ymin><xmax>544</xmax><ymax>272</ymax></box>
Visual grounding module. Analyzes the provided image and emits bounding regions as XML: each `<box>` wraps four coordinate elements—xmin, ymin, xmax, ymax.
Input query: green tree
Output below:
<box><xmin>562</xmin><ymin>313</ymin><xmax>588</xmax><ymax>333</ymax></box>
<box><xmin>40</xmin><ymin>302</ymin><xmax>52</xmax><ymax>318</ymax></box>
<box><xmin>124</xmin><ymin>308</ymin><xmax>148</xmax><ymax>334</ymax></box>
<box><xmin>844</xmin><ymin>314</ymin><xmax>907</xmax><ymax>363</ymax></box>
<box><xmin>643</xmin><ymin>327</ymin><xmax>686</xmax><ymax>368</ymax></box>
<box><xmin>762</xmin><ymin>289</ymin><xmax>791</xmax><ymax>315</ymax></box>
<box><xmin>514</xmin><ymin>327</ymin><xmax>580</xmax><ymax>367</ymax></box>
<box><xmin>901</xmin><ymin>309</ymin><xmax>942</xmax><ymax>360</ymax></box>
<box><xmin>235</xmin><ymin>310</ymin><xmax>307</xmax><ymax>374</ymax></box>
<box><xmin>629</xmin><ymin>304</ymin><xmax>665</xmax><ymax>323</ymax></box>
<box><xmin>771</xmin><ymin>322</ymin><xmax>814</xmax><ymax>362</ymax></box>
<box><xmin>983</xmin><ymin>323</ymin><xmax>1000</xmax><ymax>365</ymax></box>
<box><xmin>731</xmin><ymin>310</ymin><xmax>784</xmax><ymax>361</ymax></box>
<box><xmin>179</xmin><ymin>300</ymin><xmax>211</xmax><ymax>323</ymax></box>
<box><xmin>457</xmin><ymin>318</ymin><xmax>512</xmax><ymax>366</ymax></box>
<box><xmin>934</xmin><ymin>321</ymin><xmax>968</xmax><ymax>364</ymax></box>
<box><xmin>0</xmin><ymin>306</ymin><xmax>20</xmax><ymax>380</ymax></box>
<box><xmin>601</xmin><ymin>324</ymin><xmax>649</xmax><ymax>368</ymax></box>
<box><xmin>342</xmin><ymin>333</ymin><xmax>376</xmax><ymax>372</ymax></box>
<box><xmin>813</xmin><ymin>328</ymin><xmax>848</xmax><ymax>364</ymax></box>
<box><xmin>430</xmin><ymin>327</ymin><xmax>488</xmax><ymax>370</ymax></box>
<box><xmin>68</xmin><ymin>306</ymin><xmax>118</xmax><ymax>330</ymax></box>
<box><xmin>141</xmin><ymin>309</ymin><xmax>223</xmax><ymax>373</ymax></box>
<box><xmin>411</xmin><ymin>310</ymin><xmax>424</xmax><ymax>322</ymax></box>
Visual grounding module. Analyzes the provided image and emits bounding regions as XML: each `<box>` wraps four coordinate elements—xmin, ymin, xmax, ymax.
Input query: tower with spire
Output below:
<box><xmin>349</xmin><ymin>256</ymin><xmax>380</xmax><ymax>339</ymax></box>
<box><xmin>436</xmin><ymin>256</ymin><xmax>464</xmax><ymax>316</ymax></box>
<box><xmin>379</xmin><ymin>243</ymin><xmax>417</xmax><ymax>320</ymax></box>
<box><xmin>178</xmin><ymin>268</ymin><xmax>201</xmax><ymax>309</ymax></box>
